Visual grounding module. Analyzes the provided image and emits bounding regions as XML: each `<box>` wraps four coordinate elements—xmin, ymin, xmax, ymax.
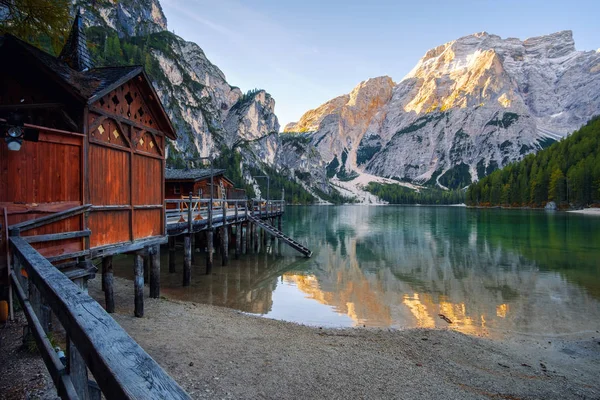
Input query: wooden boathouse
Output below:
<box><xmin>165</xmin><ymin>168</ymin><xmax>240</xmax><ymax>202</ymax></box>
<box><xmin>0</xmin><ymin>15</ymin><xmax>189</xmax><ymax>399</ymax></box>
<box><xmin>0</xmin><ymin>13</ymin><xmax>311</xmax><ymax>399</ymax></box>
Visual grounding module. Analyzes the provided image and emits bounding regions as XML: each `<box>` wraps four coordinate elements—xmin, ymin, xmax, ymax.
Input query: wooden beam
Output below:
<box><xmin>10</xmin><ymin>272</ymin><xmax>79</xmax><ymax>399</ymax></box>
<box><xmin>46</xmin><ymin>250</ymin><xmax>90</xmax><ymax>264</ymax></box>
<box><xmin>9</xmin><ymin>204</ymin><xmax>92</xmax><ymax>233</ymax></box>
<box><xmin>69</xmin><ymin>278</ymin><xmax>91</xmax><ymax>400</ymax></box>
<box><xmin>24</xmin><ymin>229</ymin><xmax>91</xmax><ymax>244</ymax></box>
<box><xmin>90</xmin><ymin>236</ymin><xmax>167</xmax><ymax>259</ymax></box>
<box><xmin>0</xmin><ymin>102</ymin><xmax>64</xmax><ymax>110</ymax></box>
<box><xmin>88</xmin><ymin>106</ymin><xmax>166</xmax><ymax>138</ymax></box>
<box><xmin>10</xmin><ymin>237</ymin><xmax>189</xmax><ymax>399</ymax></box>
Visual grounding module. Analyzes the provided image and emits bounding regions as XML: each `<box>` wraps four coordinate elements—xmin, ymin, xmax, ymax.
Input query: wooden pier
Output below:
<box><xmin>162</xmin><ymin>196</ymin><xmax>311</xmax><ymax>288</ymax></box>
<box><xmin>0</xmin><ymin>14</ymin><xmax>310</xmax><ymax>400</ymax></box>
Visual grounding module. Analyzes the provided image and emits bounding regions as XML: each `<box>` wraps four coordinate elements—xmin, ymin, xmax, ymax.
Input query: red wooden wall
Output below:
<box><xmin>87</xmin><ymin>79</ymin><xmax>166</xmax><ymax>249</ymax></box>
<box><xmin>0</xmin><ymin>130</ymin><xmax>84</xmax><ymax>259</ymax></box>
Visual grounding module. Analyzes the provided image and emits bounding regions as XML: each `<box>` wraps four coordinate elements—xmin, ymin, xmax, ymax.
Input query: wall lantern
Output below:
<box><xmin>1</xmin><ymin>113</ymin><xmax>39</xmax><ymax>151</ymax></box>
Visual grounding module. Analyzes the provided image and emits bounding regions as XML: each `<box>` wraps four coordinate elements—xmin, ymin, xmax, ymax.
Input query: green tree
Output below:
<box><xmin>548</xmin><ymin>168</ymin><xmax>565</xmax><ymax>203</ymax></box>
<box><xmin>0</xmin><ymin>0</ymin><xmax>70</xmax><ymax>54</ymax></box>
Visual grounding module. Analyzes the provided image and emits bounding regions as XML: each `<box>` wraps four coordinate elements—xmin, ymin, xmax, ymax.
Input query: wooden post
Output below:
<box><xmin>235</xmin><ymin>223</ymin><xmax>242</xmax><ymax>259</ymax></box>
<box><xmin>254</xmin><ymin>222</ymin><xmax>259</xmax><ymax>252</ymax></box>
<box><xmin>69</xmin><ymin>278</ymin><xmax>90</xmax><ymax>399</ymax></box>
<box><xmin>168</xmin><ymin>236</ymin><xmax>176</xmax><ymax>273</ymax></box>
<box><xmin>278</xmin><ymin>215</ymin><xmax>282</xmax><ymax>231</ymax></box>
<box><xmin>206</xmin><ymin>229</ymin><xmax>213</xmax><ymax>275</ymax></box>
<box><xmin>242</xmin><ymin>224</ymin><xmax>247</xmax><ymax>254</ymax></box>
<box><xmin>183</xmin><ymin>234</ymin><xmax>191</xmax><ymax>286</ymax></box>
<box><xmin>102</xmin><ymin>256</ymin><xmax>114</xmax><ymax>313</ymax></box>
<box><xmin>191</xmin><ymin>233</ymin><xmax>196</xmax><ymax>263</ymax></box>
<box><xmin>149</xmin><ymin>245</ymin><xmax>160</xmax><ymax>298</ymax></box>
<box><xmin>143</xmin><ymin>254</ymin><xmax>149</xmax><ymax>283</ymax></box>
<box><xmin>221</xmin><ymin>226</ymin><xmax>229</xmax><ymax>266</ymax></box>
<box><xmin>134</xmin><ymin>253</ymin><xmax>144</xmax><ymax>317</ymax></box>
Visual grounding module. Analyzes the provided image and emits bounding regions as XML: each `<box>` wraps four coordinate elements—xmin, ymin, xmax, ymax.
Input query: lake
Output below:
<box><xmin>148</xmin><ymin>206</ymin><xmax>600</xmax><ymax>338</ymax></box>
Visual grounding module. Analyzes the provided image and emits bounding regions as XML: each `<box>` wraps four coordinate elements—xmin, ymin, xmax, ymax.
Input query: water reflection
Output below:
<box><xmin>113</xmin><ymin>206</ymin><xmax>600</xmax><ymax>337</ymax></box>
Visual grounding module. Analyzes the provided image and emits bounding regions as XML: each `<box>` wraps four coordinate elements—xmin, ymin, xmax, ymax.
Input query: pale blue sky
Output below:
<box><xmin>161</xmin><ymin>0</ymin><xmax>600</xmax><ymax>128</ymax></box>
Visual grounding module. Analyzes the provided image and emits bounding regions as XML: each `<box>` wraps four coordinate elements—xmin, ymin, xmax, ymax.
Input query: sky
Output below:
<box><xmin>160</xmin><ymin>0</ymin><xmax>600</xmax><ymax>128</ymax></box>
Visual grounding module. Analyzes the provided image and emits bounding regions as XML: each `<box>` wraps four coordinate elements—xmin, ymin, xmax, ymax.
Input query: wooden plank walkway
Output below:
<box><xmin>247</xmin><ymin>215</ymin><xmax>312</xmax><ymax>257</ymax></box>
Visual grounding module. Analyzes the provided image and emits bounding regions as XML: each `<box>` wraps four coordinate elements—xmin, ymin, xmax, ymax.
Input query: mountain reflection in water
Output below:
<box><xmin>113</xmin><ymin>206</ymin><xmax>600</xmax><ymax>337</ymax></box>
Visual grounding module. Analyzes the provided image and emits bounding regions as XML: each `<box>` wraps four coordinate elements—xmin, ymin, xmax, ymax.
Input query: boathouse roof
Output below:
<box><xmin>165</xmin><ymin>168</ymin><xmax>229</xmax><ymax>182</ymax></box>
<box><xmin>0</xmin><ymin>31</ymin><xmax>177</xmax><ymax>139</ymax></box>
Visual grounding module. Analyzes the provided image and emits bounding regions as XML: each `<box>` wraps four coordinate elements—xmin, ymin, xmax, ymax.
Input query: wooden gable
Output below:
<box><xmin>88</xmin><ymin>74</ymin><xmax>175</xmax><ymax>140</ymax></box>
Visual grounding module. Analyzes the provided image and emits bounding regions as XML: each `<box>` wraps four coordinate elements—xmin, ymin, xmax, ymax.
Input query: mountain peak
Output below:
<box><xmin>523</xmin><ymin>30</ymin><xmax>575</xmax><ymax>58</ymax></box>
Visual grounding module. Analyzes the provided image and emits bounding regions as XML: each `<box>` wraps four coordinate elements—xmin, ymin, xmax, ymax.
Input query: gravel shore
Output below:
<box><xmin>567</xmin><ymin>208</ymin><xmax>600</xmax><ymax>216</ymax></box>
<box><xmin>81</xmin><ymin>276</ymin><xmax>599</xmax><ymax>399</ymax></box>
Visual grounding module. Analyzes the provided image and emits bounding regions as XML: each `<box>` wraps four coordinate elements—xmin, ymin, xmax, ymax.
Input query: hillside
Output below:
<box><xmin>286</xmin><ymin>31</ymin><xmax>600</xmax><ymax>193</ymax></box>
<box><xmin>73</xmin><ymin>0</ymin><xmax>336</xmax><ymax>203</ymax></box>
<box><xmin>466</xmin><ymin>116</ymin><xmax>600</xmax><ymax>208</ymax></box>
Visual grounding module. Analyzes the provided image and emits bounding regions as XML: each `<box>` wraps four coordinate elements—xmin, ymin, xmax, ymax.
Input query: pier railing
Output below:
<box><xmin>9</xmin><ymin>235</ymin><xmax>189</xmax><ymax>399</ymax></box>
<box><xmin>165</xmin><ymin>197</ymin><xmax>284</xmax><ymax>227</ymax></box>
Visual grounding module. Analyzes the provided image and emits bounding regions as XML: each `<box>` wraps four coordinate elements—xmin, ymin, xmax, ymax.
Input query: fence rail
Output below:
<box><xmin>9</xmin><ymin>236</ymin><xmax>190</xmax><ymax>400</ymax></box>
<box><xmin>165</xmin><ymin>197</ymin><xmax>284</xmax><ymax>227</ymax></box>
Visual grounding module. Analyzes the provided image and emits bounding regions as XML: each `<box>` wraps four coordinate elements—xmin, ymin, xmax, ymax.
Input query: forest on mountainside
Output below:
<box><xmin>466</xmin><ymin>116</ymin><xmax>600</xmax><ymax>208</ymax></box>
<box><xmin>366</xmin><ymin>183</ymin><xmax>465</xmax><ymax>205</ymax></box>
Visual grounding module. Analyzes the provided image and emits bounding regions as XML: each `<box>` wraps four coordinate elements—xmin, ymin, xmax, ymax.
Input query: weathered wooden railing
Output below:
<box><xmin>252</xmin><ymin>200</ymin><xmax>285</xmax><ymax>217</ymax></box>
<box><xmin>9</xmin><ymin>236</ymin><xmax>190</xmax><ymax>399</ymax></box>
<box><xmin>165</xmin><ymin>197</ymin><xmax>284</xmax><ymax>228</ymax></box>
<box><xmin>166</xmin><ymin>198</ymin><xmax>248</xmax><ymax>225</ymax></box>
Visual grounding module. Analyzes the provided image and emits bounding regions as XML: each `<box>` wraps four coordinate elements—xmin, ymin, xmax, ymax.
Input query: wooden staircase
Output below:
<box><xmin>248</xmin><ymin>215</ymin><xmax>312</xmax><ymax>257</ymax></box>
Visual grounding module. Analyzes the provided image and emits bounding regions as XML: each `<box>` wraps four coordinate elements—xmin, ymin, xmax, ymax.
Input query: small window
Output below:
<box><xmin>174</xmin><ymin>186</ymin><xmax>181</xmax><ymax>195</ymax></box>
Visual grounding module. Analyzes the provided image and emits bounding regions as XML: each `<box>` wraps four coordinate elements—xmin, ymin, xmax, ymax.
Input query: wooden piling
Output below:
<box><xmin>102</xmin><ymin>256</ymin><xmax>114</xmax><ymax>313</ymax></box>
<box><xmin>149</xmin><ymin>245</ymin><xmax>160</xmax><ymax>298</ymax></box>
<box><xmin>168</xmin><ymin>236</ymin><xmax>176</xmax><ymax>273</ymax></box>
<box><xmin>191</xmin><ymin>233</ymin><xmax>196</xmax><ymax>263</ymax></box>
<box><xmin>143</xmin><ymin>254</ymin><xmax>149</xmax><ymax>282</ymax></box>
<box><xmin>134</xmin><ymin>253</ymin><xmax>144</xmax><ymax>317</ymax></box>
<box><xmin>221</xmin><ymin>226</ymin><xmax>229</xmax><ymax>266</ymax></box>
<box><xmin>242</xmin><ymin>224</ymin><xmax>247</xmax><ymax>254</ymax></box>
<box><xmin>183</xmin><ymin>234</ymin><xmax>191</xmax><ymax>286</ymax></box>
<box><xmin>206</xmin><ymin>229</ymin><xmax>214</xmax><ymax>274</ymax></box>
<box><xmin>254</xmin><ymin>222</ymin><xmax>259</xmax><ymax>252</ymax></box>
<box><xmin>235</xmin><ymin>223</ymin><xmax>242</xmax><ymax>259</ymax></box>
<box><xmin>278</xmin><ymin>215</ymin><xmax>282</xmax><ymax>231</ymax></box>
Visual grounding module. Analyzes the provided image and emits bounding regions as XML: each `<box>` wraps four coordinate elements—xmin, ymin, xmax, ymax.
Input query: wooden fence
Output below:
<box><xmin>8</xmin><ymin>215</ymin><xmax>189</xmax><ymax>399</ymax></box>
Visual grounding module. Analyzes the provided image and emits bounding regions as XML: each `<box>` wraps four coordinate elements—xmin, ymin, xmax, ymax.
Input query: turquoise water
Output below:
<box><xmin>157</xmin><ymin>206</ymin><xmax>600</xmax><ymax>337</ymax></box>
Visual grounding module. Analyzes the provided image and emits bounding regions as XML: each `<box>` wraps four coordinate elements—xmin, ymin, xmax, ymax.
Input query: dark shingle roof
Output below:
<box><xmin>4</xmin><ymin>34</ymin><xmax>142</xmax><ymax>101</ymax></box>
<box><xmin>59</xmin><ymin>14</ymin><xmax>93</xmax><ymax>72</ymax></box>
<box><xmin>0</xmin><ymin>33</ymin><xmax>177</xmax><ymax>140</ymax></box>
<box><xmin>165</xmin><ymin>168</ymin><xmax>226</xmax><ymax>181</ymax></box>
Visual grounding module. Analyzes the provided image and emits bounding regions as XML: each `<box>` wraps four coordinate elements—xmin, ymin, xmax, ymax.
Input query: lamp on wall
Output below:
<box><xmin>1</xmin><ymin>113</ymin><xmax>39</xmax><ymax>151</ymax></box>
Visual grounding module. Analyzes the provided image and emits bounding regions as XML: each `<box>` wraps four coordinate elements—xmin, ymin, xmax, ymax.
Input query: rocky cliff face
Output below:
<box><xmin>75</xmin><ymin>0</ymin><xmax>167</xmax><ymax>37</ymax></box>
<box><xmin>75</xmin><ymin>0</ymin><xmax>328</xmax><ymax>200</ymax></box>
<box><xmin>287</xmin><ymin>31</ymin><xmax>600</xmax><ymax>189</ymax></box>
